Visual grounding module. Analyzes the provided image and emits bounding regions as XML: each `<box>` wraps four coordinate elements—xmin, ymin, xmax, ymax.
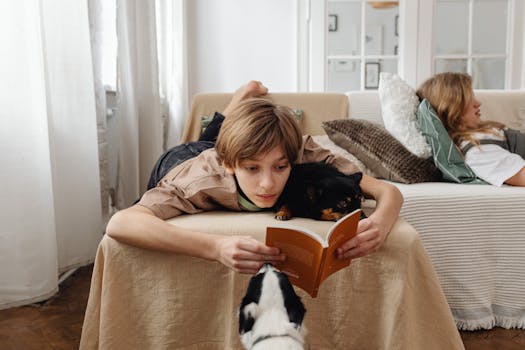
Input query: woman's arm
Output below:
<box><xmin>505</xmin><ymin>166</ymin><xmax>525</xmax><ymax>186</ymax></box>
<box><xmin>336</xmin><ymin>174</ymin><xmax>403</xmax><ymax>259</ymax></box>
<box><xmin>106</xmin><ymin>204</ymin><xmax>284</xmax><ymax>274</ymax></box>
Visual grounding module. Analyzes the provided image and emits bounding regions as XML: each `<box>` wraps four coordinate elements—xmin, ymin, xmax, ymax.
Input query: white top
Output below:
<box><xmin>461</xmin><ymin>129</ymin><xmax>525</xmax><ymax>186</ymax></box>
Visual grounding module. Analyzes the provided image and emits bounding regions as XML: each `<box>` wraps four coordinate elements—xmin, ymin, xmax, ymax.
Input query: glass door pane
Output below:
<box><xmin>432</xmin><ymin>0</ymin><xmax>509</xmax><ymax>89</ymax></box>
<box><xmin>435</xmin><ymin>58</ymin><xmax>468</xmax><ymax>73</ymax></box>
<box><xmin>472</xmin><ymin>58</ymin><xmax>505</xmax><ymax>89</ymax></box>
<box><xmin>365</xmin><ymin>3</ymin><xmax>398</xmax><ymax>55</ymax></box>
<box><xmin>434</xmin><ymin>0</ymin><xmax>468</xmax><ymax>55</ymax></box>
<box><xmin>327</xmin><ymin>1</ymin><xmax>361</xmax><ymax>56</ymax></box>
<box><xmin>326</xmin><ymin>0</ymin><xmax>399</xmax><ymax>91</ymax></box>
<box><xmin>472</xmin><ymin>0</ymin><xmax>507</xmax><ymax>54</ymax></box>
<box><xmin>327</xmin><ymin>58</ymin><xmax>361</xmax><ymax>91</ymax></box>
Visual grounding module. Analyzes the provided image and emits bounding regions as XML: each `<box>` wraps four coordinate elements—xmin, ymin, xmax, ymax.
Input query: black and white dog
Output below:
<box><xmin>239</xmin><ymin>264</ymin><xmax>307</xmax><ymax>349</ymax></box>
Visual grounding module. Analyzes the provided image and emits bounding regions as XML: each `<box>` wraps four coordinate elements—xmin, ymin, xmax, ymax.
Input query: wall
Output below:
<box><xmin>186</xmin><ymin>0</ymin><xmax>299</xmax><ymax>96</ymax></box>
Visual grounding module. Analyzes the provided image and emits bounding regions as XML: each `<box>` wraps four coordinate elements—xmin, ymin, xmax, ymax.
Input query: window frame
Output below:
<box><xmin>302</xmin><ymin>0</ymin><xmax>525</xmax><ymax>91</ymax></box>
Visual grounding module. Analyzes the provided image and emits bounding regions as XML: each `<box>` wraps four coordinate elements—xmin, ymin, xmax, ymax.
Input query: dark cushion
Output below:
<box><xmin>322</xmin><ymin>119</ymin><xmax>441</xmax><ymax>184</ymax></box>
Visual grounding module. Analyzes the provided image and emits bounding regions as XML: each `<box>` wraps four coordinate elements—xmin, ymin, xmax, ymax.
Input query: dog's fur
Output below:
<box><xmin>239</xmin><ymin>264</ymin><xmax>307</xmax><ymax>349</ymax></box>
<box><xmin>275</xmin><ymin>162</ymin><xmax>364</xmax><ymax>221</ymax></box>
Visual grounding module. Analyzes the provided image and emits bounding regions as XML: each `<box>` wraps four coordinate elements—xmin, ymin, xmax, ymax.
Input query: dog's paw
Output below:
<box><xmin>274</xmin><ymin>205</ymin><xmax>292</xmax><ymax>220</ymax></box>
<box><xmin>274</xmin><ymin>212</ymin><xmax>291</xmax><ymax>220</ymax></box>
<box><xmin>320</xmin><ymin>208</ymin><xmax>344</xmax><ymax>221</ymax></box>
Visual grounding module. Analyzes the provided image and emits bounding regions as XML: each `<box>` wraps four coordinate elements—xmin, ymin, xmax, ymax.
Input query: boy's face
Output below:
<box><xmin>224</xmin><ymin>146</ymin><xmax>291</xmax><ymax>208</ymax></box>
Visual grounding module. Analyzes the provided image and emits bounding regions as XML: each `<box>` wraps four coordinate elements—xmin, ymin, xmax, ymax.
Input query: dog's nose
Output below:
<box><xmin>259</xmin><ymin>263</ymin><xmax>274</xmax><ymax>273</ymax></box>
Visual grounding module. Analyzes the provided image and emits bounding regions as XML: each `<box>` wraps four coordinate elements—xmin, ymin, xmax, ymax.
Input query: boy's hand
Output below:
<box><xmin>214</xmin><ymin>235</ymin><xmax>285</xmax><ymax>274</ymax></box>
<box><xmin>336</xmin><ymin>217</ymin><xmax>387</xmax><ymax>260</ymax></box>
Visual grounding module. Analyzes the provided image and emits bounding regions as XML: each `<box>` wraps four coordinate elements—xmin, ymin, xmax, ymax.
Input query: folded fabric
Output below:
<box><xmin>417</xmin><ymin>99</ymin><xmax>486</xmax><ymax>184</ymax></box>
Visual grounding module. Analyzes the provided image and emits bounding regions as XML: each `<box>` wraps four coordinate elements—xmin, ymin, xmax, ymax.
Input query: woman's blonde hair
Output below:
<box><xmin>215</xmin><ymin>98</ymin><xmax>303</xmax><ymax>168</ymax></box>
<box><xmin>416</xmin><ymin>72</ymin><xmax>504</xmax><ymax>146</ymax></box>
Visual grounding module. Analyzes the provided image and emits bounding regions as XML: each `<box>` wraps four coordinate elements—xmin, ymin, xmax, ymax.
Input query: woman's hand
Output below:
<box><xmin>214</xmin><ymin>235</ymin><xmax>285</xmax><ymax>274</ymax></box>
<box><xmin>335</xmin><ymin>217</ymin><xmax>388</xmax><ymax>259</ymax></box>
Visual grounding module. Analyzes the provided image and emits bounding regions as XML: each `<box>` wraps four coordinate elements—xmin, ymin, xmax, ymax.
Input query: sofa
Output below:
<box><xmin>182</xmin><ymin>90</ymin><xmax>525</xmax><ymax>331</ymax></box>
<box><xmin>343</xmin><ymin>88</ymin><xmax>525</xmax><ymax>331</ymax></box>
<box><xmin>80</xmin><ymin>93</ymin><xmax>465</xmax><ymax>350</ymax></box>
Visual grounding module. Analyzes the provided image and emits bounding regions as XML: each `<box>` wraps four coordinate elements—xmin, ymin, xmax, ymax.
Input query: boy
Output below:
<box><xmin>106</xmin><ymin>81</ymin><xmax>403</xmax><ymax>274</ymax></box>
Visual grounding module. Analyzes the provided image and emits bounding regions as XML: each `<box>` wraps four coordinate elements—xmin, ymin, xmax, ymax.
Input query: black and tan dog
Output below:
<box><xmin>274</xmin><ymin>162</ymin><xmax>364</xmax><ymax>221</ymax></box>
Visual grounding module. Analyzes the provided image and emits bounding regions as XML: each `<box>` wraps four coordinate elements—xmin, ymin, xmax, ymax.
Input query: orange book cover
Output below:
<box><xmin>265</xmin><ymin>209</ymin><xmax>361</xmax><ymax>297</ymax></box>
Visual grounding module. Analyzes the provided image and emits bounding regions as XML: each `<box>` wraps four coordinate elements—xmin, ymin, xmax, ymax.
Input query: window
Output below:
<box><xmin>326</xmin><ymin>0</ymin><xmax>399</xmax><ymax>91</ymax></box>
<box><xmin>433</xmin><ymin>0</ymin><xmax>509</xmax><ymax>89</ymax></box>
<box><xmin>305</xmin><ymin>0</ymin><xmax>524</xmax><ymax>91</ymax></box>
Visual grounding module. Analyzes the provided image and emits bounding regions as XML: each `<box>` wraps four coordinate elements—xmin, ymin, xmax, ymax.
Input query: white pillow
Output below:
<box><xmin>378</xmin><ymin>72</ymin><xmax>432</xmax><ymax>158</ymax></box>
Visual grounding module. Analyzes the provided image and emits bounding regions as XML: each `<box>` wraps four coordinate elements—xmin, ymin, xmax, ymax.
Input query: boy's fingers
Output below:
<box><xmin>239</xmin><ymin>238</ymin><xmax>280</xmax><ymax>255</ymax></box>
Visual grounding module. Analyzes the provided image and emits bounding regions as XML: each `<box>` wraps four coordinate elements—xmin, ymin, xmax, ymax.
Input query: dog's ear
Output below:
<box><xmin>347</xmin><ymin>171</ymin><xmax>363</xmax><ymax>184</ymax></box>
<box><xmin>277</xmin><ymin>272</ymin><xmax>306</xmax><ymax>327</ymax></box>
<box><xmin>306</xmin><ymin>185</ymin><xmax>317</xmax><ymax>202</ymax></box>
<box><xmin>239</xmin><ymin>273</ymin><xmax>264</xmax><ymax>334</ymax></box>
<box><xmin>306</xmin><ymin>185</ymin><xmax>321</xmax><ymax>203</ymax></box>
<box><xmin>239</xmin><ymin>302</ymin><xmax>259</xmax><ymax>335</ymax></box>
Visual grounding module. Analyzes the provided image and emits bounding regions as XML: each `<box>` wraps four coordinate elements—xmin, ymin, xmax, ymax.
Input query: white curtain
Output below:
<box><xmin>89</xmin><ymin>0</ymin><xmax>111</xmax><ymax>225</ymax></box>
<box><xmin>113</xmin><ymin>0</ymin><xmax>187</xmax><ymax>208</ymax></box>
<box><xmin>156</xmin><ymin>0</ymin><xmax>189</xmax><ymax>149</ymax></box>
<box><xmin>0</xmin><ymin>0</ymin><xmax>102</xmax><ymax>309</ymax></box>
<box><xmin>114</xmin><ymin>0</ymin><xmax>163</xmax><ymax>208</ymax></box>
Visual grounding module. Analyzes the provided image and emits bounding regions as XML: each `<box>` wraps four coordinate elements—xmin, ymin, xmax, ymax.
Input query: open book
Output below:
<box><xmin>266</xmin><ymin>208</ymin><xmax>362</xmax><ymax>298</ymax></box>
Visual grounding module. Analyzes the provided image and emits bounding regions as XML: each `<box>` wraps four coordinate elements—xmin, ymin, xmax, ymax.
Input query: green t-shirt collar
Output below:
<box><xmin>237</xmin><ymin>192</ymin><xmax>263</xmax><ymax>211</ymax></box>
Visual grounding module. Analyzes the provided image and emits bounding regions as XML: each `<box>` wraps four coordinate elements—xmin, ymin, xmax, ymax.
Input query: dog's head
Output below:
<box><xmin>276</xmin><ymin>162</ymin><xmax>364</xmax><ymax>221</ymax></box>
<box><xmin>239</xmin><ymin>264</ymin><xmax>306</xmax><ymax>349</ymax></box>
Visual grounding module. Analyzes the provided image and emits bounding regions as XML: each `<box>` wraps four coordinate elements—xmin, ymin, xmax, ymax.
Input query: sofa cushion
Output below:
<box><xmin>417</xmin><ymin>99</ymin><xmax>486</xmax><ymax>184</ymax></box>
<box><xmin>378</xmin><ymin>73</ymin><xmax>432</xmax><ymax>158</ymax></box>
<box><xmin>322</xmin><ymin>119</ymin><xmax>441</xmax><ymax>184</ymax></box>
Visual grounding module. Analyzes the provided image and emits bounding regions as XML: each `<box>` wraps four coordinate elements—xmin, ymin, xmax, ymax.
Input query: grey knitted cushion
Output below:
<box><xmin>322</xmin><ymin>119</ymin><xmax>441</xmax><ymax>184</ymax></box>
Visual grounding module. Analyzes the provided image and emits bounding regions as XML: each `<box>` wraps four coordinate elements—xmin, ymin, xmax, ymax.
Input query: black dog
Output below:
<box><xmin>274</xmin><ymin>162</ymin><xmax>364</xmax><ymax>221</ymax></box>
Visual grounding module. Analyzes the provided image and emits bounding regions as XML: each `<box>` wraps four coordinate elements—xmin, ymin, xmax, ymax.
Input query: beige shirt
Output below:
<box><xmin>138</xmin><ymin>135</ymin><xmax>359</xmax><ymax>220</ymax></box>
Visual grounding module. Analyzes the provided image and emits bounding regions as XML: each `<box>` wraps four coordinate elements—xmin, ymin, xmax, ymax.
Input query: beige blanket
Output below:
<box><xmin>80</xmin><ymin>211</ymin><xmax>463</xmax><ymax>349</ymax></box>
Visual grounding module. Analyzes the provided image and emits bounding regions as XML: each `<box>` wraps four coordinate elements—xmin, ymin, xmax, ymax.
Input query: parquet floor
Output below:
<box><xmin>0</xmin><ymin>264</ymin><xmax>524</xmax><ymax>350</ymax></box>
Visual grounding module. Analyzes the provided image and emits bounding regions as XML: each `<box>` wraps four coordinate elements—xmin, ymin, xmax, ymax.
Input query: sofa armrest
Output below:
<box><xmin>80</xmin><ymin>211</ymin><xmax>463</xmax><ymax>349</ymax></box>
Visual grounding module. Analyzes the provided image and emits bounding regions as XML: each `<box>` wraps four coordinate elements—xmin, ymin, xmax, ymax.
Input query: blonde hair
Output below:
<box><xmin>417</xmin><ymin>72</ymin><xmax>505</xmax><ymax>146</ymax></box>
<box><xmin>215</xmin><ymin>98</ymin><xmax>303</xmax><ymax>168</ymax></box>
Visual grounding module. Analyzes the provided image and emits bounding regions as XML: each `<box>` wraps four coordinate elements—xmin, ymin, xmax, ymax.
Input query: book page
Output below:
<box><xmin>318</xmin><ymin>209</ymin><xmax>361</xmax><ymax>285</ymax></box>
<box><xmin>266</xmin><ymin>226</ymin><xmax>325</xmax><ymax>297</ymax></box>
<box><xmin>267</xmin><ymin>223</ymin><xmax>327</xmax><ymax>246</ymax></box>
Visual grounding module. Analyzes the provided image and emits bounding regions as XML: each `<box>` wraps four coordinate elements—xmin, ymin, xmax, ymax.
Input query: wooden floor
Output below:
<box><xmin>1</xmin><ymin>264</ymin><xmax>524</xmax><ymax>350</ymax></box>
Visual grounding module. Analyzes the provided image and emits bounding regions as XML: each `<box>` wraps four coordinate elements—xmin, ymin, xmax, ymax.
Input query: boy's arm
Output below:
<box><xmin>336</xmin><ymin>175</ymin><xmax>403</xmax><ymax>260</ymax></box>
<box><xmin>106</xmin><ymin>205</ymin><xmax>284</xmax><ymax>274</ymax></box>
<box><xmin>300</xmin><ymin>135</ymin><xmax>361</xmax><ymax>175</ymax></box>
